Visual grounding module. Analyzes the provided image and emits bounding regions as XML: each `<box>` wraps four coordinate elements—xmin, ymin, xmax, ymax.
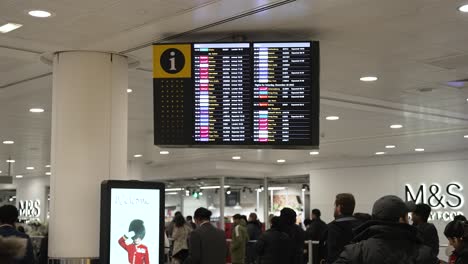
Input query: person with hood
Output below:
<box><xmin>320</xmin><ymin>193</ymin><xmax>359</xmax><ymax>264</ymax></box>
<box><xmin>0</xmin><ymin>205</ymin><xmax>34</xmax><ymax>264</ymax></box>
<box><xmin>231</xmin><ymin>214</ymin><xmax>249</xmax><ymax>264</ymax></box>
<box><xmin>255</xmin><ymin>216</ymin><xmax>290</xmax><ymax>264</ymax></box>
<box><xmin>411</xmin><ymin>203</ymin><xmax>439</xmax><ymax>257</ymax></box>
<box><xmin>0</xmin><ymin>236</ymin><xmax>26</xmax><ymax>264</ymax></box>
<box><xmin>246</xmin><ymin>213</ymin><xmax>262</xmax><ymax>264</ymax></box>
<box><xmin>333</xmin><ymin>195</ymin><xmax>439</xmax><ymax>264</ymax></box>
<box><xmin>444</xmin><ymin>220</ymin><xmax>468</xmax><ymax>264</ymax></box>
<box><xmin>280</xmin><ymin>208</ymin><xmax>306</xmax><ymax>264</ymax></box>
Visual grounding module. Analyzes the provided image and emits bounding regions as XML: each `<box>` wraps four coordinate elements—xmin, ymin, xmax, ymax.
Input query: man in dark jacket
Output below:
<box><xmin>185</xmin><ymin>207</ymin><xmax>227</xmax><ymax>264</ymax></box>
<box><xmin>306</xmin><ymin>209</ymin><xmax>327</xmax><ymax>241</ymax></box>
<box><xmin>246</xmin><ymin>213</ymin><xmax>262</xmax><ymax>264</ymax></box>
<box><xmin>0</xmin><ymin>205</ymin><xmax>34</xmax><ymax>264</ymax></box>
<box><xmin>321</xmin><ymin>193</ymin><xmax>359</xmax><ymax>264</ymax></box>
<box><xmin>280</xmin><ymin>208</ymin><xmax>306</xmax><ymax>264</ymax></box>
<box><xmin>333</xmin><ymin>195</ymin><xmax>439</xmax><ymax>264</ymax></box>
<box><xmin>255</xmin><ymin>216</ymin><xmax>290</xmax><ymax>264</ymax></box>
<box><xmin>411</xmin><ymin>203</ymin><xmax>439</xmax><ymax>257</ymax></box>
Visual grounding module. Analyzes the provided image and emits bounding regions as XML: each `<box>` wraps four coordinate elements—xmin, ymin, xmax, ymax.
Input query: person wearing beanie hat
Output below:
<box><xmin>333</xmin><ymin>195</ymin><xmax>439</xmax><ymax>264</ymax></box>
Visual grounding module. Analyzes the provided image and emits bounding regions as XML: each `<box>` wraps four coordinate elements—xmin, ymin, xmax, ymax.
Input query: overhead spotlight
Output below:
<box><xmin>29</xmin><ymin>108</ymin><xmax>45</xmax><ymax>113</ymax></box>
<box><xmin>28</xmin><ymin>10</ymin><xmax>52</xmax><ymax>18</ymax></box>
<box><xmin>133</xmin><ymin>154</ymin><xmax>143</xmax><ymax>158</ymax></box>
<box><xmin>226</xmin><ymin>188</ymin><xmax>231</xmax><ymax>195</ymax></box>
<box><xmin>415</xmin><ymin>148</ymin><xmax>425</xmax><ymax>152</ymax></box>
<box><xmin>2</xmin><ymin>141</ymin><xmax>14</xmax><ymax>145</ymax></box>
<box><xmin>390</xmin><ymin>124</ymin><xmax>403</xmax><ymax>129</ymax></box>
<box><xmin>160</xmin><ymin>151</ymin><xmax>170</xmax><ymax>155</ymax></box>
<box><xmin>199</xmin><ymin>191</ymin><xmax>203</xmax><ymax>196</ymax></box>
<box><xmin>375</xmin><ymin>152</ymin><xmax>386</xmax><ymax>155</ymax></box>
<box><xmin>310</xmin><ymin>151</ymin><xmax>319</xmax><ymax>155</ymax></box>
<box><xmin>325</xmin><ymin>116</ymin><xmax>340</xmax><ymax>121</ymax></box>
<box><xmin>458</xmin><ymin>4</ymin><xmax>468</xmax><ymax>12</ymax></box>
<box><xmin>127</xmin><ymin>89</ymin><xmax>133</xmax><ymax>93</ymax></box>
<box><xmin>360</xmin><ymin>76</ymin><xmax>378</xmax><ymax>82</ymax></box>
<box><xmin>6</xmin><ymin>160</ymin><xmax>15</xmax><ymax>163</ymax></box>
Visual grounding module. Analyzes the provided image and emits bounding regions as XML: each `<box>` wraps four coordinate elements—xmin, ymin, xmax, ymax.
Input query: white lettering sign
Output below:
<box><xmin>19</xmin><ymin>200</ymin><xmax>41</xmax><ymax>219</ymax></box>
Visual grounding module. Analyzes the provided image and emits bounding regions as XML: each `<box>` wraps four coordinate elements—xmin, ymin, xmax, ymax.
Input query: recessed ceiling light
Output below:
<box><xmin>375</xmin><ymin>152</ymin><xmax>386</xmax><ymax>155</ymax></box>
<box><xmin>45</xmin><ymin>172</ymin><xmax>51</xmax><ymax>176</ymax></box>
<box><xmin>390</xmin><ymin>124</ymin><xmax>403</xmax><ymax>129</ymax></box>
<box><xmin>0</xmin><ymin>171</ymin><xmax>2</xmax><ymax>174</ymax></box>
<box><xmin>310</xmin><ymin>151</ymin><xmax>319</xmax><ymax>155</ymax></box>
<box><xmin>0</xmin><ymin>23</ymin><xmax>22</xmax><ymax>33</ymax></box>
<box><xmin>127</xmin><ymin>89</ymin><xmax>133</xmax><ymax>93</ymax></box>
<box><xmin>16</xmin><ymin>175</ymin><xmax>23</xmax><ymax>179</ymax></box>
<box><xmin>277</xmin><ymin>159</ymin><xmax>286</xmax><ymax>163</ymax></box>
<box><xmin>159</xmin><ymin>151</ymin><xmax>169</xmax><ymax>155</ymax></box>
<box><xmin>29</xmin><ymin>108</ymin><xmax>44</xmax><ymax>113</ymax></box>
<box><xmin>232</xmin><ymin>156</ymin><xmax>241</xmax><ymax>160</ymax></box>
<box><xmin>458</xmin><ymin>4</ymin><xmax>468</xmax><ymax>12</ymax></box>
<box><xmin>326</xmin><ymin>116</ymin><xmax>340</xmax><ymax>121</ymax></box>
<box><xmin>2</xmin><ymin>140</ymin><xmax>14</xmax><ymax>144</ymax></box>
<box><xmin>45</xmin><ymin>165</ymin><xmax>51</xmax><ymax>168</ymax></box>
<box><xmin>28</xmin><ymin>10</ymin><xmax>52</xmax><ymax>18</ymax></box>
<box><xmin>415</xmin><ymin>148</ymin><xmax>425</xmax><ymax>152</ymax></box>
<box><xmin>6</xmin><ymin>160</ymin><xmax>15</xmax><ymax>163</ymax></box>
<box><xmin>26</xmin><ymin>167</ymin><xmax>34</xmax><ymax>170</ymax></box>
<box><xmin>464</xmin><ymin>135</ymin><xmax>468</xmax><ymax>138</ymax></box>
<box><xmin>385</xmin><ymin>145</ymin><xmax>396</xmax><ymax>149</ymax></box>
<box><xmin>133</xmin><ymin>154</ymin><xmax>143</xmax><ymax>158</ymax></box>
<box><xmin>360</xmin><ymin>76</ymin><xmax>378</xmax><ymax>82</ymax></box>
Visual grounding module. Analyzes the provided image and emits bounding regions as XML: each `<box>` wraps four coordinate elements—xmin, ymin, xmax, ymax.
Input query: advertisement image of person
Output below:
<box><xmin>118</xmin><ymin>219</ymin><xmax>150</xmax><ymax>264</ymax></box>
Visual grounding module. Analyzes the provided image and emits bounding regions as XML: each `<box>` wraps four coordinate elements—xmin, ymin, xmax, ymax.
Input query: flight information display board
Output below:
<box><xmin>153</xmin><ymin>41</ymin><xmax>319</xmax><ymax>149</ymax></box>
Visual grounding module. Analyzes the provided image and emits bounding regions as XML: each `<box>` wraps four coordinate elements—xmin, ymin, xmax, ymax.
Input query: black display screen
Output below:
<box><xmin>153</xmin><ymin>41</ymin><xmax>319</xmax><ymax>149</ymax></box>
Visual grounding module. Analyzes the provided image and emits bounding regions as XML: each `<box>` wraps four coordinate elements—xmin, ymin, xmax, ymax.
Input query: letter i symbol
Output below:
<box><xmin>170</xmin><ymin>51</ymin><xmax>176</xmax><ymax>71</ymax></box>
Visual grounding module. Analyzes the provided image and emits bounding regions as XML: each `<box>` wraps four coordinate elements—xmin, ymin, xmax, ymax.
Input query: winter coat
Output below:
<box><xmin>231</xmin><ymin>220</ymin><xmax>249</xmax><ymax>263</ymax></box>
<box><xmin>185</xmin><ymin>222</ymin><xmax>227</xmax><ymax>264</ymax></box>
<box><xmin>282</xmin><ymin>224</ymin><xmax>306</xmax><ymax>264</ymax></box>
<box><xmin>172</xmin><ymin>224</ymin><xmax>192</xmax><ymax>257</ymax></box>
<box><xmin>0</xmin><ymin>235</ymin><xmax>27</xmax><ymax>264</ymax></box>
<box><xmin>0</xmin><ymin>226</ymin><xmax>33</xmax><ymax>264</ymax></box>
<box><xmin>414</xmin><ymin>222</ymin><xmax>439</xmax><ymax>257</ymax></box>
<box><xmin>246</xmin><ymin>221</ymin><xmax>262</xmax><ymax>263</ymax></box>
<box><xmin>306</xmin><ymin>218</ymin><xmax>328</xmax><ymax>241</ymax></box>
<box><xmin>255</xmin><ymin>228</ymin><xmax>290</xmax><ymax>264</ymax></box>
<box><xmin>451</xmin><ymin>245</ymin><xmax>468</xmax><ymax>264</ymax></box>
<box><xmin>333</xmin><ymin>221</ymin><xmax>439</xmax><ymax>264</ymax></box>
<box><xmin>320</xmin><ymin>216</ymin><xmax>359</xmax><ymax>264</ymax></box>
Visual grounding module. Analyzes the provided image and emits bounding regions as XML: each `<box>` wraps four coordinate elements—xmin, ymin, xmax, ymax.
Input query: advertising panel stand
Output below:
<box><xmin>100</xmin><ymin>180</ymin><xmax>165</xmax><ymax>264</ymax></box>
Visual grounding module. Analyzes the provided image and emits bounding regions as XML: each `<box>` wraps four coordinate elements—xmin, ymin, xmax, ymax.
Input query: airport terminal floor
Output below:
<box><xmin>1</xmin><ymin>0</ymin><xmax>468</xmax><ymax>264</ymax></box>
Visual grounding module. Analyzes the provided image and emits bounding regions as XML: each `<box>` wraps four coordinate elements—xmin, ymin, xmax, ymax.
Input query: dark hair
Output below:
<box><xmin>280</xmin><ymin>207</ymin><xmax>297</xmax><ymax>226</ymax></box>
<box><xmin>174</xmin><ymin>214</ymin><xmax>186</xmax><ymax>227</ymax></box>
<box><xmin>444</xmin><ymin>220</ymin><xmax>468</xmax><ymax>239</ymax></box>
<box><xmin>249</xmin><ymin>213</ymin><xmax>258</xmax><ymax>221</ymax></box>
<box><xmin>129</xmin><ymin>219</ymin><xmax>146</xmax><ymax>240</ymax></box>
<box><xmin>413</xmin><ymin>204</ymin><xmax>431</xmax><ymax>222</ymax></box>
<box><xmin>354</xmin><ymin>213</ymin><xmax>372</xmax><ymax>222</ymax></box>
<box><xmin>335</xmin><ymin>193</ymin><xmax>356</xmax><ymax>216</ymax></box>
<box><xmin>271</xmin><ymin>216</ymin><xmax>281</xmax><ymax>229</ymax></box>
<box><xmin>241</xmin><ymin>215</ymin><xmax>248</xmax><ymax>223</ymax></box>
<box><xmin>174</xmin><ymin>211</ymin><xmax>182</xmax><ymax>217</ymax></box>
<box><xmin>194</xmin><ymin>207</ymin><xmax>212</xmax><ymax>221</ymax></box>
<box><xmin>186</xmin><ymin>216</ymin><xmax>193</xmax><ymax>221</ymax></box>
<box><xmin>454</xmin><ymin>215</ymin><xmax>467</xmax><ymax>222</ymax></box>
<box><xmin>304</xmin><ymin>219</ymin><xmax>312</xmax><ymax>226</ymax></box>
<box><xmin>312</xmin><ymin>209</ymin><xmax>321</xmax><ymax>218</ymax></box>
<box><xmin>0</xmin><ymin>205</ymin><xmax>18</xmax><ymax>224</ymax></box>
<box><xmin>233</xmin><ymin>214</ymin><xmax>242</xmax><ymax>220</ymax></box>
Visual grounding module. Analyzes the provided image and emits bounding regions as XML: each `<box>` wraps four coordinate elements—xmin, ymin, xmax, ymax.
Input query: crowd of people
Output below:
<box><xmin>2</xmin><ymin>193</ymin><xmax>468</xmax><ymax>264</ymax></box>
<box><xmin>166</xmin><ymin>194</ymin><xmax>468</xmax><ymax>264</ymax></box>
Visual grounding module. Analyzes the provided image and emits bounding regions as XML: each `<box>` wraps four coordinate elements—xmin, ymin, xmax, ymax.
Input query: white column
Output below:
<box><xmin>264</xmin><ymin>177</ymin><xmax>269</xmax><ymax>229</ymax></box>
<box><xmin>48</xmin><ymin>51</ymin><xmax>129</xmax><ymax>261</ymax></box>
<box><xmin>220</xmin><ymin>177</ymin><xmax>225</xmax><ymax>230</ymax></box>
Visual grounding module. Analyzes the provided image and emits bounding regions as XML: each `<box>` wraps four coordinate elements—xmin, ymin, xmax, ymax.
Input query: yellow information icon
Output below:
<box><xmin>153</xmin><ymin>44</ymin><xmax>191</xmax><ymax>78</ymax></box>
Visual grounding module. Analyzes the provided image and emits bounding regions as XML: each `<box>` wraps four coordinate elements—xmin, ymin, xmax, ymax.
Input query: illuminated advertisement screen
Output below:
<box><xmin>100</xmin><ymin>181</ymin><xmax>165</xmax><ymax>264</ymax></box>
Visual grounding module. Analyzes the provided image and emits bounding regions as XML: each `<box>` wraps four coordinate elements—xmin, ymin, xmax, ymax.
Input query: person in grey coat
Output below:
<box><xmin>185</xmin><ymin>207</ymin><xmax>227</xmax><ymax>264</ymax></box>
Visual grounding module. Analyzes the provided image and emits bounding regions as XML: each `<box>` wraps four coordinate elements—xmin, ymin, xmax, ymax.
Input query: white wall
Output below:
<box><xmin>15</xmin><ymin>176</ymin><xmax>49</xmax><ymax>223</ymax></box>
<box><xmin>309</xmin><ymin>158</ymin><xmax>468</xmax><ymax>254</ymax></box>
